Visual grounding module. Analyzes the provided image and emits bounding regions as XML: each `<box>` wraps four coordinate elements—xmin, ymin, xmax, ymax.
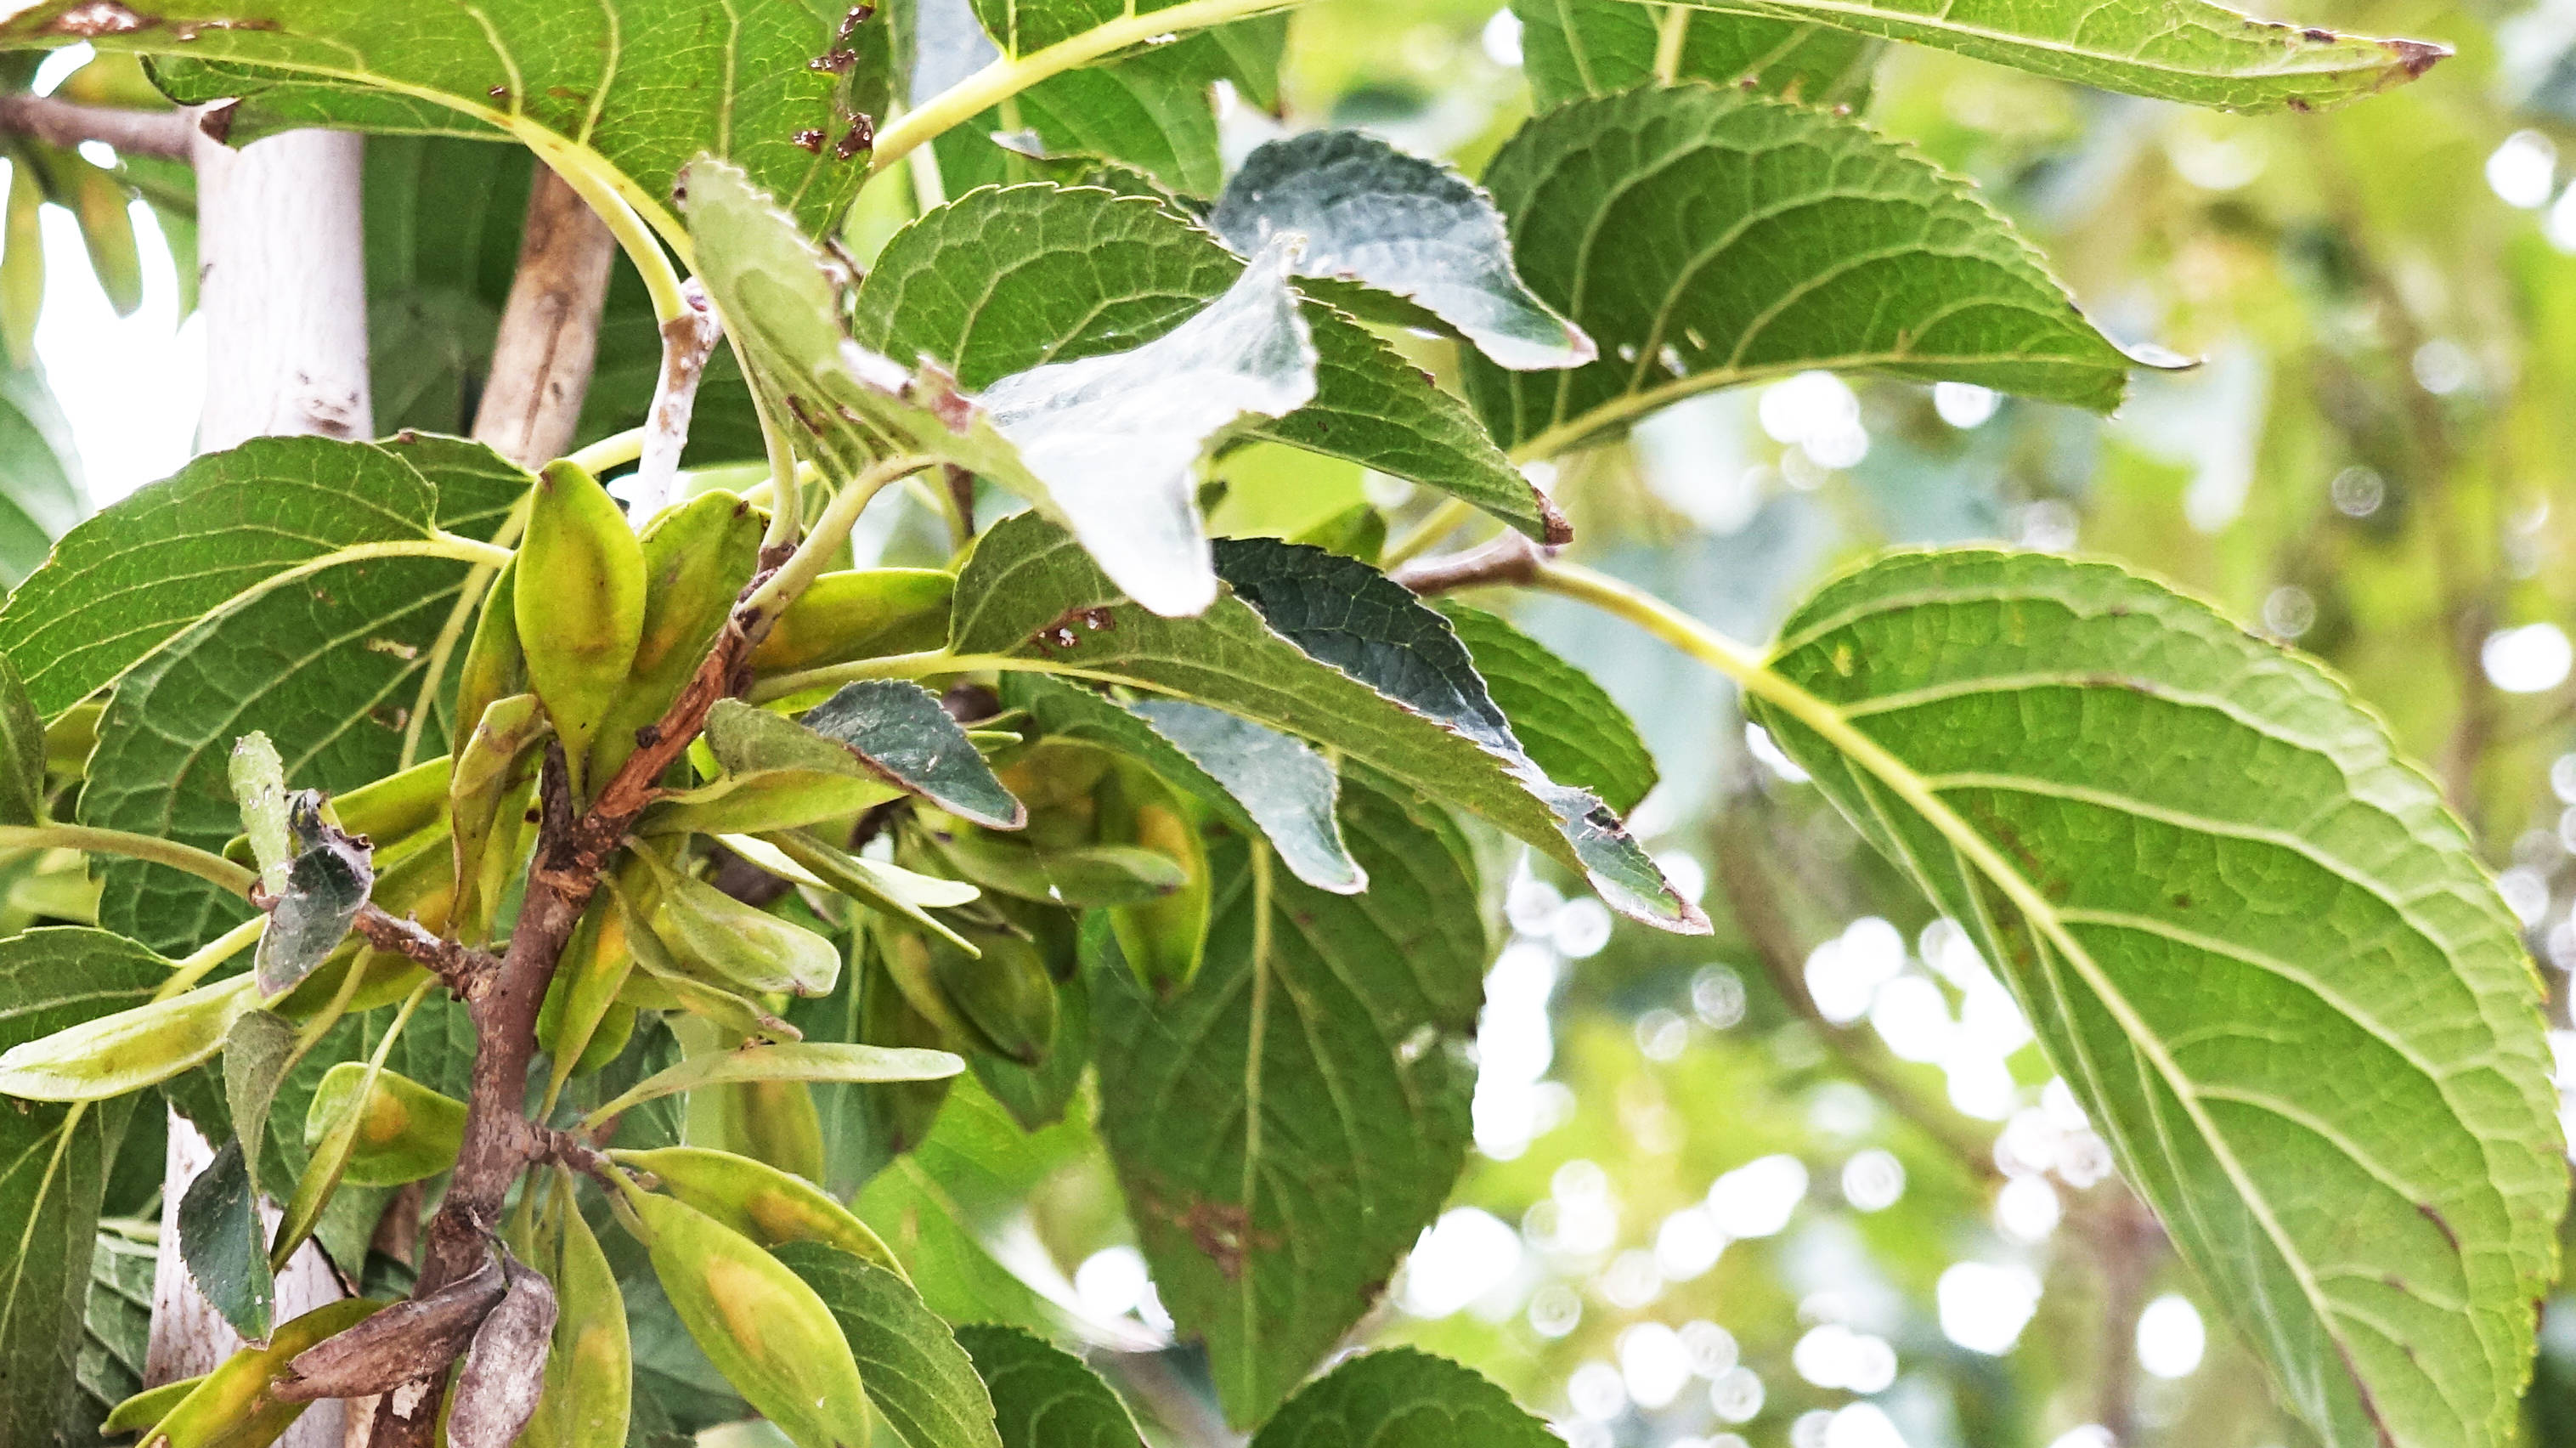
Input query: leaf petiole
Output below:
<box><xmin>0</xmin><ymin>823</ymin><xmax>258</xmax><ymax>900</ymax></box>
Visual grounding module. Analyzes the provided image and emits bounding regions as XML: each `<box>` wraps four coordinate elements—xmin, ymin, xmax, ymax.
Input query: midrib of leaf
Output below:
<box><xmin>1235</xmin><ymin>843</ymin><xmax>1274</xmax><ymax>1408</ymax></box>
<box><xmin>1541</xmin><ymin>561</ymin><xmax>2438</xmax><ymax>1437</ymax></box>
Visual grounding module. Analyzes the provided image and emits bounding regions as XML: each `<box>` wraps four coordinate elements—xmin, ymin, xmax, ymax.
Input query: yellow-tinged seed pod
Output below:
<box><xmin>1099</xmin><ymin>761</ymin><xmax>1211</xmax><ymax>995</ymax></box>
<box><xmin>637</xmin><ymin>769</ymin><xmax>903</xmax><ymax>839</ymax></box>
<box><xmin>454</xmin><ymin>557</ymin><xmax>528</xmax><ymax>772</ymax></box>
<box><xmin>302</xmin><ymin>1062</ymin><xmax>466</xmax><ymax>1186</ymax></box>
<box><xmin>587</xmin><ymin>490</ymin><xmax>764</xmax><ymax>786</ymax></box>
<box><xmin>138</xmin><ymin>1297</ymin><xmax>381</xmax><ymax>1448</ymax></box>
<box><xmin>450</xmin><ymin>693</ymin><xmax>550</xmax><ymax>942</ymax></box>
<box><xmin>2</xmin><ymin>161</ymin><xmax>40</xmax><ymax>369</ymax></box>
<box><xmin>993</xmin><ymin>741</ymin><xmax>1113</xmax><ymax>850</ymax></box>
<box><xmin>104</xmin><ymin>1377</ymin><xmax>200</xmax><ymax>1435</ymax></box>
<box><xmin>643</xmin><ymin>853</ymin><xmax>840</xmax><ymax>998</ymax></box>
<box><xmin>517</xmin><ymin>1172</ymin><xmax>630</xmax><ymax>1448</ymax></box>
<box><xmin>517</xmin><ymin>460</ymin><xmax>645</xmax><ymax>795</ymax></box>
<box><xmin>931</xmin><ymin>930</ymin><xmax>1057</xmax><ymax>1066</ymax></box>
<box><xmin>748</xmin><ymin>568</ymin><xmax>954</xmax><ymax>674</ymax></box>
<box><xmin>613</xmin><ymin>1146</ymin><xmax>905</xmax><ymax>1280</ymax></box>
<box><xmin>710</xmin><ymin>1077</ymin><xmax>828</xmax><ymax>1185</ymax></box>
<box><xmin>856</xmin><ymin>943</ymin><xmax>955</xmax><ymax>1157</ymax></box>
<box><xmin>627</xmin><ymin>1190</ymin><xmax>873</xmax><ymax>1448</ymax></box>
<box><xmin>537</xmin><ymin>891</ymin><xmax>636</xmax><ymax>1092</ymax></box>
<box><xmin>0</xmin><ymin>973</ymin><xmax>257</xmax><ymax>1101</ymax></box>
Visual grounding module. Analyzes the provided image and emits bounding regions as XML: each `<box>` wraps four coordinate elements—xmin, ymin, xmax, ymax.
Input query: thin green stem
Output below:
<box><xmin>870</xmin><ymin>0</ymin><xmax>1306</xmax><ymax>172</ymax></box>
<box><xmin>742</xmin><ymin>454</ymin><xmax>936</xmax><ymax>625</ymax></box>
<box><xmin>752</xmin><ymin>383</ymin><xmax>805</xmax><ymax>551</ymax></box>
<box><xmin>404</xmin><ymin>500</ymin><xmax>532</xmax><ymax>770</ymax></box>
<box><xmin>0</xmin><ymin>824</ymin><xmax>256</xmax><ymax>898</ymax></box>
<box><xmin>748</xmin><ymin>650</ymin><xmax>1116</xmax><ymax>704</ymax></box>
<box><xmin>566</xmin><ymin>427</ymin><xmax>649</xmax><ymax>478</ymax></box>
<box><xmin>158</xmin><ymin>915</ymin><xmax>268</xmax><ymax>1001</ymax></box>
<box><xmin>427</xmin><ymin>533</ymin><xmax>520</xmax><ymax>569</ymax></box>
<box><xmin>1381</xmin><ymin>496</ymin><xmax>1477</xmax><ymax>568</ymax></box>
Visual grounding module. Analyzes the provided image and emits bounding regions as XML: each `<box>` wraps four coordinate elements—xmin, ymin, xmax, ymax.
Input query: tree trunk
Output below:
<box><xmin>144</xmin><ymin>124</ymin><xmax>373</xmax><ymax>1448</ymax></box>
<box><xmin>471</xmin><ymin>167</ymin><xmax>615</xmax><ymax>467</ymax></box>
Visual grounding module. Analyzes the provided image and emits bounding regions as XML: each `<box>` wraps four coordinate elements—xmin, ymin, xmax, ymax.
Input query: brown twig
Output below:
<box><xmin>370</xmin><ymin>569</ymin><xmax>787</xmax><ymax>1445</ymax></box>
<box><xmin>347</xmin><ymin>904</ymin><xmax>501</xmax><ymax>996</ymax></box>
<box><xmin>0</xmin><ymin>93</ymin><xmax>197</xmax><ymax>161</ymax></box>
<box><xmin>1392</xmin><ymin>530</ymin><xmax>1544</xmax><ymax>596</ymax></box>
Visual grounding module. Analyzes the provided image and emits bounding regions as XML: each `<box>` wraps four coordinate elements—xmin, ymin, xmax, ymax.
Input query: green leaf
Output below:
<box><xmin>1003</xmin><ymin>675</ymin><xmax>1366</xmax><ymax>895</ymax></box>
<box><xmin>176</xmin><ymin>1137</ymin><xmax>274</xmax><ymax>1341</ymax></box>
<box><xmin>0</xmin><ymin>929</ymin><xmax>158</xmax><ymax>1447</ymax></box>
<box><xmin>1091</xmin><ymin>783</ymin><xmax>1485</xmax><ymax>1426</ymax></box>
<box><xmin>1511</xmin><ymin>0</ymin><xmax>1877</xmax><ymax>107</ymax></box>
<box><xmin>799</xmin><ymin>682</ymin><xmax>1028</xmax><ymax>830</ymax></box>
<box><xmin>0</xmin><ymin>435</ymin><xmax>443</xmax><ymax>718</ymax></box>
<box><xmin>1619</xmin><ymin>0</ymin><xmax>2442</xmax><ymax>111</ymax></box>
<box><xmin>948</xmin><ymin>516</ymin><xmax>1698</xmax><ymax>929</ymax></box>
<box><xmin>849</xmin><ymin>183</ymin><xmax>1564</xmax><ymax>547</ymax></box>
<box><xmin>0</xmin><ymin>0</ymin><xmax>880</xmax><ymax>245</ymax></box>
<box><xmin>1210</xmin><ymin>129</ymin><xmax>1593</xmax><ymax>370</ymax></box>
<box><xmin>73</xmin><ymin>1233</ymin><xmax>156</xmax><ymax>1441</ymax></box>
<box><xmin>970</xmin><ymin>963</ymin><xmax>1089</xmax><ymax>1132</ymax></box>
<box><xmin>1251</xmin><ymin>1349</ymin><xmax>1560</xmax><ymax>1448</ymax></box>
<box><xmin>1750</xmin><ymin>549</ymin><xmax>2565</xmax><ymax>1448</ymax></box>
<box><xmin>0</xmin><ymin>653</ymin><xmax>44</xmax><ymax>828</ymax></box>
<box><xmin>953</xmin><ymin>1324</ymin><xmax>1146</xmax><ymax>1448</ymax></box>
<box><xmin>0</xmin><ymin>366</ymin><xmax>85</xmax><ymax>590</ymax></box>
<box><xmin>1463</xmin><ymin>86</ymin><xmax>2179</xmax><ymax>458</ymax></box>
<box><xmin>220</xmin><ymin>1009</ymin><xmax>298</xmax><ymax>1203</ymax></box>
<box><xmin>1439</xmin><ymin>602</ymin><xmax>1657</xmax><ymax>815</ymax></box>
<box><xmin>251</xmin><ymin>802</ymin><xmax>375</xmax><ymax>997</ymax></box>
<box><xmin>584</xmin><ymin>1042</ymin><xmax>964</xmax><ymax>1127</ymax></box>
<box><xmin>773</xmin><ymin>1242</ymin><xmax>1005</xmax><ymax>1448</ymax></box>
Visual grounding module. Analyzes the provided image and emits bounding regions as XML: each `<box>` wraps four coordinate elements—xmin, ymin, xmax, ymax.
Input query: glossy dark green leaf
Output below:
<box><xmin>850</xmin><ymin>183</ymin><xmax>1564</xmax><ymax>549</ymax></box>
<box><xmin>1211</xmin><ymin>129</ymin><xmax>1591</xmax><ymax>370</ymax></box>
<box><xmin>774</xmin><ymin>1242</ymin><xmax>1005</xmax><ymax>1448</ymax></box>
<box><xmin>1754</xmin><ymin>550</ymin><xmax>2565</xmax><ymax>1448</ymax></box>
<box><xmin>952</xmin><ymin>516</ymin><xmax>1698</xmax><ymax>929</ymax></box>
<box><xmin>953</xmin><ymin>1324</ymin><xmax>1146</xmax><ymax>1448</ymax></box>
<box><xmin>220</xmin><ymin>1008</ymin><xmax>297</xmax><ymax>1206</ymax></box>
<box><xmin>1439</xmin><ymin>602</ymin><xmax>1657</xmax><ymax>814</ymax></box>
<box><xmin>1463</xmin><ymin>87</ymin><xmax>2179</xmax><ymax>458</ymax></box>
<box><xmin>800</xmin><ymin>681</ymin><xmax>1027</xmax><ymax>830</ymax></box>
<box><xmin>0</xmin><ymin>435</ymin><xmax>445</xmax><ymax>718</ymax></box>
<box><xmin>0</xmin><ymin>929</ymin><xmax>158</xmax><ymax>1446</ymax></box>
<box><xmin>0</xmin><ymin>0</ymin><xmax>875</xmax><ymax>242</ymax></box>
<box><xmin>177</xmin><ymin>1137</ymin><xmax>274</xmax><ymax>1341</ymax></box>
<box><xmin>1511</xmin><ymin>0</ymin><xmax>1876</xmax><ymax>107</ymax></box>
<box><xmin>1004</xmin><ymin>675</ymin><xmax>1365</xmax><ymax>894</ymax></box>
<box><xmin>1092</xmin><ymin>783</ymin><xmax>1485</xmax><ymax>1425</ymax></box>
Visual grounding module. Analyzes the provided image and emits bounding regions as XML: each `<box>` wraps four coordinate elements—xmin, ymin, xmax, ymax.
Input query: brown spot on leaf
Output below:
<box><xmin>2415</xmin><ymin>1200</ymin><xmax>2461</xmax><ymax>1253</ymax></box>
<box><xmin>834</xmin><ymin>116</ymin><xmax>875</xmax><ymax>161</ymax></box>
<box><xmin>2387</xmin><ymin>37</ymin><xmax>2447</xmax><ymax>78</ymax></box>
<box><xmin>810</xmin><ymin>48</ymin><xmax>858</xmax><ymax>73</ymax></box>
<box><xmin>839</xmin><ymin>3</ymin><xmax>876</xmax><ymax>40</ymax></box>
<box><xmin>792</xmin><ymin>128</ymin><xmax>826</xmax><ymax>153</ymax></box>
<box><xmin>1170</xmin><ymin>1199</ymin><xmax>1276</xmax><ymax>1281</ymax></box>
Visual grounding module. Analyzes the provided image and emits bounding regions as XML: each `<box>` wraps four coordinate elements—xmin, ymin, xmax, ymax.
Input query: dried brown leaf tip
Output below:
<box><xmin>447</xmin><ymin>1247</ymin><xmax>561</xmax><ymax>1448</ymax></box>
<box><xmin>276</xmin><ymin>1251</ymin><xmax>508</xmax><ymax>1402</ymax></box>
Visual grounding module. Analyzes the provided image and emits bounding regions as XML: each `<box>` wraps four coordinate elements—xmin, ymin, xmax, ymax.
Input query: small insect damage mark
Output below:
<box><xmin>833</xmin><ymin>116</ymin><xmax>875</xmax><ymax>161</ymax></box>
<box><xmin>792</xmin><ymin>128</ymin><xmax>827</xmax><ymax>153</ymax></box>
<box><xmin>1167</xmin><ymin>1198</ymin><xmax>1278</xmax><ymax>1281</ymax></box>
<box><xmin>364</xmin><ymin>637</ymin><xmax>421</xmax><ymax>660</ymax></box>
<box><xmin>838</xmin><ymin>3</ymin><xmax>876</xmax><ymax>40</ymax></box>
<box><xmin>809</xmin><ymin>48</ymin><xmax>858</xmax><ymax>73</ymax></box>
<box><xmin>2415</xmin><ymin>1200</ymin><xmax>2461</xmax><ymax>1253</ymax></box>
<box><xmin>48</xmin><ymin>1</ymin><xmax>152</xmax><ymax>37</ymax></box>
<box><xmin>2386</xmin><ymin>37</ymin><xmax>2448</xmax><ymax>78</ymax></box>
<box><xmin>2301</xmin><ymin>26</ymin><xmax>2336</xmax><ymax>41</ymax></box>
<box><xmin>196</xmin><ymin>99</ymin><xmax>238</xmax><ymax>144</ymax></box>
<box><xmin>370</xmin><ymin>704</ymin><xmax>412</xmax><ymax>732</ymax></box>
<box><xmin>782</xmin><ymin>393</ymin><xmax>826</xmax><ymax>436</ymax></box>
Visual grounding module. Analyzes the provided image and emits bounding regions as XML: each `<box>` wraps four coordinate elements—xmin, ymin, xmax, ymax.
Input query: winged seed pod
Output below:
<box><xmin>137</xmin><ymin>1297</ymin><xmax>381</xmax><ymax>1448</ymax></box>
<box><xmin>0</xmin><ymin>971</ymin><xmax>256</xmax><ymax>1101</ymax></box>
<box><xmin>587</xmin><ymin>489</ymin><xmax>764</xmax><ymax>786</ymax></box>
<box><xmin>536</xmin><ymin>891</ymin><xmax>636</xmax><ymax>1085</ymax></box>
<box><xmin>453</xmin><ymin>557</ymin><xmax>528</xmax><ymax>773</ymax></box>
<box><xmin>449</xmin><ymin>692</ymin><xmax>549</xmax><ymax>941</ymax></box>
<box><xmin>517</xmin><ymin>459</ymin><xmax>646</xmax><ymax>794</ymax></box>
<box><xmin>628</xmin><ymin>1188</ymin><xmax>875</xmax><ymax>1448</ymax></box>
<box><xmin>709</xmin><ymin>1076</ymin><xmax>828</xmax><ymax>1182</ymax></box>
<box><xmin>274</xmin><ymin>1250</ymin><xmax>507</xmax><ymax>1402</ymax></box>
<box><xmin>301</xmin><ymin>1061</ymin><xmax>466</xmax><ymax>1186</ymax></box>
<box><xmin>641</xmin><ymin>850</ymin><xmax>841</xmax><ymax>997</ymax></box>
<box><xmin>517</xmin><ymin>1173</ymin><xmax>630</xmax><ymax>1448</ymax></box>
<box><xmin>447</xmin><ymin>1246</ymin><xmax>560</xmax><ymax>1448</ymax></box>
<box><xmin>931</xmin><ymin>929</ymin><xmax>1057</xmax><ymax>1066</ymax></box>
<box><xmin>746</xmin><ymin>566</ymin><xmax>954</xmax><ymax>673</ymax></box>
<box><xmin>611</xmin><ymin>1145</ymin><xmax>907</xmax><ymax>1279</ymax></box>
<box><xmin>1098</xmin><ymin>759</ymin><xmax>1211</xmax><ymax>995</ymax></box>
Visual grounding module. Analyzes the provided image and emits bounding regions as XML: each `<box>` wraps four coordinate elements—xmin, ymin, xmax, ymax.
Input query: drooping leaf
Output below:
<box><xmin>79</xmin><ymin>445</ymin><xmax>523</xmax><ymax>955</ymax></box>
<box><xmin>0</xmin><ymin>0</ymin><xmax>880</xmax><ymax>244</ymax></box>
<box><xmin>977</xmin><ymin>237</ymin><xmax>1317</xmax><ymax>617</ymax></box>
<box><xmin>775</xmin><ymin>1242</ymin><xmax>1006</xmax><ymax>1448</ymax></box>
<box><xmin>1091</xmin><ymin>783</ymin><xmax>1485</xmax><ymax>1426</ymax></box>
<box><xmin>0</xmin><ymin>929</ymin><xmax>158</xmax><ymax>1447</ymax></box>
<box><xmin>1251</xmin><ymin>1349</ymin><xmax>1561</xmax><ymax>1448</ymax></box>
<box><xmin>1003</xmin><ymin>675</ymin><xmax>1366</xmax><ymax>895</ymax></box>
<box><xmin>1607</xmin><ymin>0</ymin><xmax>2443</xmax><ymax>111</ymax></box>
<box><xmin>1438</xmin><ymin>602</ymin><xmax>1658</xmax><ymax>815</ymax></box>
<box><xmin>953</xmin><ymin>1324</ymin><xmax>1147</xmax><ymax>1448</ymax></box>
<box><xmin>1511</xmin><ymin>0</ymin><xmax>1878</xmax><ymax>107</ymax></box>
<box><xmin>1751</xmin><ymin>550</ymin><xmax>2564</xmax><ymax>1448</ymax></box>
<box><xmin>1464</xmin><ymin>86</ymin><xmax>2181</xmax><ymax>457</ymax></box>
<box><xmin>946</xmin><ymin>515</ymin><xmax>1698</xmax><ymax>929</ymax></box>
<box><xmin>0</xmin><ymin>435</ymin><xmax>444</xmax><ymax>718</ymax></box>
<box><xmin>799</xmin><ymin>681</ymin><xmax>1028</xmax><ymax>829</ymax></box>
<box><xmin>0</xmin><ymin>365</ymin><xmax>84</xmax><ymax>591</ymax></box>
<box><xmin>1210</xmin><ymin>129</ymin><xmax>1593</xmax><ymax>370</ymax></box>
<box><xmin>177</xmin><ymin>1137</ymin><xmax>274</xmax><ymax>1341</ymax></box>
<box><xmin>850</xmin><ymin>183</ymin><xmax>1564</xmax><ymax>547</ymax></box>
